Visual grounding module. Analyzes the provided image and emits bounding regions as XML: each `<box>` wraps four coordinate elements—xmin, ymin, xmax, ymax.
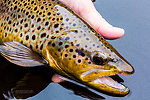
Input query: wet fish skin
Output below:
<box><xmin>0</xmin><ymin>0</ymin><xmax>134</xmax><ymax>95</ymax></box>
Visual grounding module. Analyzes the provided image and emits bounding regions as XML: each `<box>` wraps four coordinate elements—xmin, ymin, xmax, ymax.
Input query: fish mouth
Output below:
<box><xmin>91</xmin><ymin>75</ymin><xmax>129</xmax><ymax>94</ymax></box>
<box><xmin>80</xmin><ymin>68</ymin><xmax>130</xmax><ymax>95</ymax></box>
<box><xmin>78</xmin><ymin>57</ymin><xmax>134</xmax><ymax>95</ymax></box>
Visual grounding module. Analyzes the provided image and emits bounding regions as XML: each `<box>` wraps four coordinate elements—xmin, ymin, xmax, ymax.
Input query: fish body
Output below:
<box><xmin>0</xmin><ymin>0</ymin><xmax>134</xmax><ymax>95</ymax></box>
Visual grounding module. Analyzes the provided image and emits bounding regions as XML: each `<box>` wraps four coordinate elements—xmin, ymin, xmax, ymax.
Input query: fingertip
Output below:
<box><xmin>52</xmin><ymin>74</ymin><xmax>65</xmax><ymax>83</ymax></box>
<box><xmin>112</xmin><ymin>27</ymin><xmax>125</xmax><ymax>39</ymax></box>
<box><xmin>119</xmin><ymin>28</ymin><xmax>125</xmax><ymax>37</ymax></box>
<box><xmin>97</xmin><ymin>26</ymin><xmax>125</xmax><ymax>40</ymax></box>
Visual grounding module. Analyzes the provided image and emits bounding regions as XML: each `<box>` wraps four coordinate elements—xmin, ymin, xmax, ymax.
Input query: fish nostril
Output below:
<box><xmin>112</xmin><ymin>58</ymin><xmax>119</xmax><ymax>63</ymax></box>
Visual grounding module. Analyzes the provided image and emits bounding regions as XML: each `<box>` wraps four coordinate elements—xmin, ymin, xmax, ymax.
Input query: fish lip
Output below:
<box><xmin>80</xmin><ymin>67</ymin><xmax>120</xmax><ymax>82</ymax></box>
<box><xmin>80</xmin><ymin>68</ymin><xmax>129</xmax><ymax>94</ymax></box>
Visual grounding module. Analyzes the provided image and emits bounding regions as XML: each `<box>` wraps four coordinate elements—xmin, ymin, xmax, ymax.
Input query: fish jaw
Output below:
<box><xmin>87</xmin><ymin>76</ymin><xmax>129</xmax><ymax>96</ymax></box>
<box><xmin>78</xmin><ymin>58</ymin><xmax>133</xmax><ymax>95</ymax></box>
<box><xmin>77</xmin><ymin>64</ymin><xmax>131</xmax><ymax>95</ymax></box>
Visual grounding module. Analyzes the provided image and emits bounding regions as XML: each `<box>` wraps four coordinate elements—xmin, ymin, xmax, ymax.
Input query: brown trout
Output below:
<box><xmin>0</xmin><ymin>0</ymin><xmax>134</xmax><ymax>95</ymax></box>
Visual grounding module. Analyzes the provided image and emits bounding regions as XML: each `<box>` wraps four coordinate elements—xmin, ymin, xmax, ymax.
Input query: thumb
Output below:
<box><xmin>59</xmin><ymin>0</ymin><xmax>124</xmax><ymax>40</ymax></box>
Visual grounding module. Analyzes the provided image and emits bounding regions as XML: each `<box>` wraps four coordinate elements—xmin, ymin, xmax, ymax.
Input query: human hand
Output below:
<box><xmin>52</xmin><ymin>0</ymin><xmax>125</xmax><ymax>83</ymax></box>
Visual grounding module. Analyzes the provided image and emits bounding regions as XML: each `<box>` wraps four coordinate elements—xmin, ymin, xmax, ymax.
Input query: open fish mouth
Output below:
<box><xmin>92</xmin><ymin>75</ymin><xmax>128</xmax><ymax>91</ymax></box>
<box><xmin>80</xmin><ymin>68</ymin><xmax>129</xmax><ymax>95</ymax></box>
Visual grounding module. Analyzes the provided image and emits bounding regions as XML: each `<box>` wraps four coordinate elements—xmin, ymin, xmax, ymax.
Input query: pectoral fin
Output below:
<box><xmin>0</xmin><ymin>41</ymin><xmax>48</xmax><ymax>67</ymax></box>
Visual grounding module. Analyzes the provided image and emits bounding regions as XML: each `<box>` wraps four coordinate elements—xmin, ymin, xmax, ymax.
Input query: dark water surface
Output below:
<box><xmin>1</xmin><ymin>0</ymin><xmax>150</xmax><ymax>100</ymax></box>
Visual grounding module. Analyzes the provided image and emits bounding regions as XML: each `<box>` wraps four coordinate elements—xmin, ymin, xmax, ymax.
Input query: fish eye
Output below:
<box><xmin>92</xmin><ymin>52</ymin><xmax>108</xmax><ymax>65</ymax></box>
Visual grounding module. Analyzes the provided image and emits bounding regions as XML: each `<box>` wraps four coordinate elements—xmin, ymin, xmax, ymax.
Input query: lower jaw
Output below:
<box><xmin>86</xmin><ymin>75</ymin><xmax>129</xmax><ymax>96</ymax></box>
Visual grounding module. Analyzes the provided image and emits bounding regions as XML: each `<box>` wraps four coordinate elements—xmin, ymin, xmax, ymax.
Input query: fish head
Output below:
<box><xmin>46</xmin><ymin>40</ymin><xmax>134</xmax><ymax>95</ymax></box>
<box><xmin>40</xmin><ymin>2</ymin><xmax>134</xmax><ymax>95</ymax></box>
<box><xmin>79</xmin><ymin>49</ymin><xmax>134</xmax><ymax>95</ymax></box>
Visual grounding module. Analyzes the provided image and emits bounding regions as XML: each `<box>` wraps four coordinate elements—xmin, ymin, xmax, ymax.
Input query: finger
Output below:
<box><xmin>59</xmin><ymin>0</ymin><xmax>124</xmax><ymax>40</ymax></box>
<box><xmin>52</xmin><ymin>74</ymin><xmax>65</xmax><ymax>83</ymax></box>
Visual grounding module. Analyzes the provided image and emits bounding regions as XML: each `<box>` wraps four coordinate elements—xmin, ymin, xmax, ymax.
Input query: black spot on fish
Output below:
<box><xmin>17</xmin><ymin>8</ymin><xmax>20</xmax><ymax>12</ymax></box>
<box><xmin>60</xmin><ymin>17</ymin><xmax>63</xmax><ymax>20</ymax></box>
<box><xmin>8</xmin><ymin>1</ymin><xmax>11</xmax><ymax>5</ymax></box>
<box><xmin>51</xmin><ymin>36</ymin><xmax>56</xmax><ymax>39</ymax></box>
<box><xmin>65</xmin><ymin>54</ymin><xmax>68</xmax><ymax>57</ymax></box>
<box><xmin>20</xmin><ymin>33</ymin><xmax>23</xmax><ymax>37</ymax></box>
<box><xmin>56</xmin><ymin>31</ymin><xmax>59</xmax><ymax>33</ymax></box>
<box><xmin>52</xmin><ymin>18</ymin><xmax>55</xmax><ymax>21</ymax></box>
<box><xmin>81</xmin><ymin>53</ymin><xmax>85</xmax><ymax>57</ymax></box>
<box><xmin>8</xmin><ymin>21</ymin><xmax>11</xmax><ymax>24</ymax></box>
<box><xmin>65</xmin><ymin>45</ymin><xmax>69</xmax><ymax>48</ymax></box>
<box><xmin>36</xmin><ymin>45</ymin><xmax>38</xmax><ymax>49</ymax></box>
<box><xmin>75</xmin><ymin>49</ymin><xmax>79</xmax><ymax>52</ymax></box>
<box><xmin>88</xmin><ymin>62</ymin><xmax>91</xmax><ymax>64</ymax></box>
<box><xmin>37</xmin><ymin>26</ymin><xmax>41</xmax><ymax>30</ymax></box>
<box><xmin>78</xmin><ymin>59</ymin><xmax>81</xmax><ymax>63</ymax></box>
<box><xmin>40</xmin><ymin>44</ymin><xmax>43</xmax><ymax>50</ymax></box>
<box><xmin>58</xmin><ymin>48</ymin><xmax>61</xmax><ymax>52</ymax></box>
<box><xmin>85</xmin><ymin>58</ymin><xmax>88</xmax><ymax>60</ymax></box>
<box><xmin>47</xmin><ymin>12</ymin><xmax>51</xmax><ymax>16</ymax></box>
<box><xmin>34</xmin><ymin>6</ymin><xmax>37</xmax><ymax>11</ymax></box>
<box><xmin>28</xmin><ymin>15</ymin><xmax>31</xmax><ymax>18</ymax></box>
<box><xmin>73</xmin><ymin>55</ymin><xmax>76</xmax><ymax>58</ymax></box>
<box><xmin>30</xmin><ymin>45</ymin><xmax>33</xmax><ymax>49</ymax></box>
<box><xmin>26</xmin><ymin>35</ymin><xmax>29</xmax><ymax>40</ymax></box>
<box><xmin>49</xmin><ymin>4</ymin><xmax>52</xmax><ymax>6</ymax></box>
<box><xmin>75</xmin><ymin>30</ymin><xmax>78</xmax><ymax>33</ymax></box>
<box><xmin>59</xmin><ymin>42</ymin><xmax>63</xmax><ymax>46</ymax></box>
<box><xmin>48</xmin><ymin>41</ymin><xmax>51</xmax><ymax>45</ymax></box>
<box><xmin>20</xmin><ymin>19</ymin><xmax>23</xmax><ymax>24</ymax></box>
<box><xmin>14</xmin><ymin>29</ymin><xmax>18</xmax><ymax>32</ymax></box>
<box><xmin>69</xmin><ymin>49</ymin><xmax>73</xmax><ymax>52</ymax></box>
<box><xmin>14</xmin><ymin>6</ymin><xmax>17</xmax><ymax>10</ymax></box>
<box><xmin>18</xmin><ymin>15</ymin><xmax>21</xmax><ymax>18</ymax></box>
<box><xmin>5</xmin><ymin>33</ymin><xmax>7</xmax><ymax>37</ymax></box>
<box><xmin>24</xmin><ymin>3</ymin><xmax>27</xmax><ymax>6</ymax></box>
<box><xmin>24</xmin><ymin>23</ymin><xmax>28</xmax><ymax>27</ymax></box>
<box><xmin>31</xmin><ymin>15</ymin><xmax>34</xmax><ymax>19</ymax></box>
<box><xmin>54</xmin><ymin>24</ymin><xmax>59</xmax><ymax>28</ymax></box>
<box><xmin>32</xmin><ymin>35</ymin><xmax>36</xmax><ymax>40</ymax></box>
<box><xmin>37</xmin><ymin>18</ymin><xmax>41</xmax><ymax>22</ymax></box>
<box><xmin>31</xmin><ymin>1</ymin><xmax>34</xmax><ymax>4</ymax></box>
<box><xmin>52</xmin><ymin>43</ymin><xmax>55</xmax><ymax>47</ymax></box>
<box><xmin>41</xmin><ymin>33</ymin><xmax>46</xmax><ymax>38</ymax></box>
<box><xmin>26</xmin><ymin>12</ymin><xmax>29</xmax><ymax>15</ymax></box>
<box><xmin>31</xmin><ymin>24</ymin><xmax>34</xmax><ymax>28</ymax></box>
<box><xmin>39</xmin><ymin>12</ymin><xmax>42</xmax><ymax>15</ymax></box>
<box><xmin>45</xmin><ymin>22</ymin><xmax>49</xmax><ymax>26</ymax></box>
<box><xmin>41</xmin><ymin>6</ymin><xmax>44</xmax><ymax>9</ymax></box>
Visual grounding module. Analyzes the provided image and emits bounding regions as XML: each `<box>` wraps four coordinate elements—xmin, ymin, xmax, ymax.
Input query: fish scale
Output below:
<box><xmin>0</xmin><ymin>0</ymin><xmax>62</xmax><ymax>54</ymax></box>
<box><xmin>0</xmin><ymin>0</ymin><xmax>109</xmax><ymax>64</ymax></box>
<box><xmin>0</xmin><ymin>0</ymin><xmax>134</xmax><ymax>95</ymax></box>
